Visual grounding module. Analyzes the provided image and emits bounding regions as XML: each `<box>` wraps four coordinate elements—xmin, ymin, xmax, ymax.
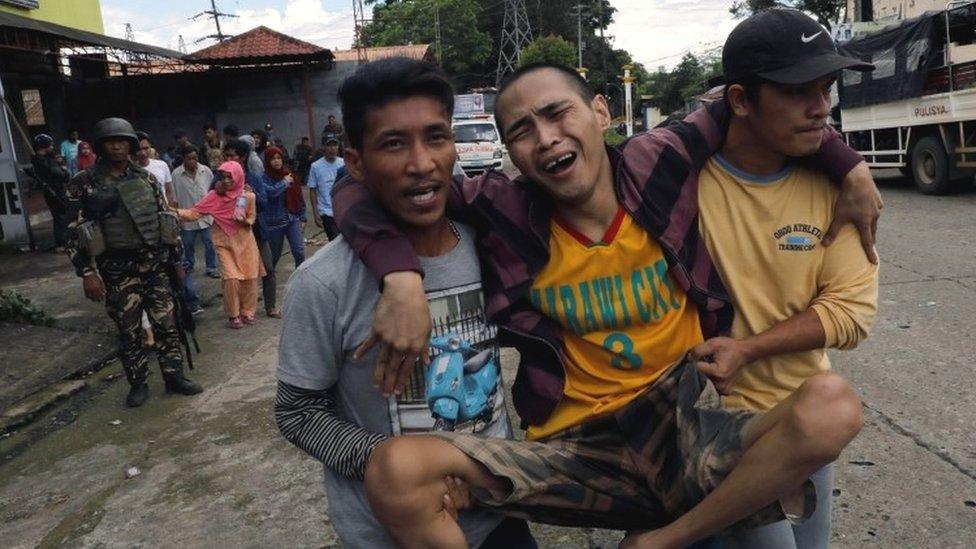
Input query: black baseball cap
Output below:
<box><xmin>33</xmin><ymin>133</ymin><xmax>53</xmax><ymax>149</ymax></box>
<box><xmin>723</xmin><ymin>9</ymin><xmax>873</xmax><ymax>85</ymax></box>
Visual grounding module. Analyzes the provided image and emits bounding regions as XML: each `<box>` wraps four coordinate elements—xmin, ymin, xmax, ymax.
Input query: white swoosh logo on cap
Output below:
<box><xmin>801</xmin><ymin>31</ymin><xmax>823</xmax><ymax>43</ymax></box>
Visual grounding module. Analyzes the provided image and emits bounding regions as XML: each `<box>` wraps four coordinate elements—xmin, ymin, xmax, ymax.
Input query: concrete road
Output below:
<box><xmin>1</xmin><ymin>172</ymin><xmax>975</xmax><ymax>547</ymax></box>
<box><xmin>827</xmin><ymin>172</ymin><xmax>976</xmax><ymax>547</ymax></box>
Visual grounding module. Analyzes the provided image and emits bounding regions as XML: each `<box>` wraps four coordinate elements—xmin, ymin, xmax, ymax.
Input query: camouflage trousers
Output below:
<box><xmin>98</xmin><ymin>252</ymin><xmax>184</xmax><ymax>386</ymax></box>
<box><xmin>433</xmin><ymin>359</ymin><xmax>816</xmax><ymax>532</ymax></box>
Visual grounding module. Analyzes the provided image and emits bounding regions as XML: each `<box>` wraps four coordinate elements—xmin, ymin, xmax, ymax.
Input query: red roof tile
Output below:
<box><xmin>187</xmin><ymin>26</ymin><xmax>330</xmax><ymax>62</ymax></box>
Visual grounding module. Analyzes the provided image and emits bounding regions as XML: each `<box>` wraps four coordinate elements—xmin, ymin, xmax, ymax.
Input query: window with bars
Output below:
<box><xmin>21</xmin><ymin>89</ymin><xmax>44</xmax><ymax>126</ymax></box>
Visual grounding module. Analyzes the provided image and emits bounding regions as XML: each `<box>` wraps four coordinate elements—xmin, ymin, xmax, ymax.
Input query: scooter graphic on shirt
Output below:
<box><xmin>425</xmin><ymin>334</ymin><xmax>499</xmax><ymax>431</ymax></box>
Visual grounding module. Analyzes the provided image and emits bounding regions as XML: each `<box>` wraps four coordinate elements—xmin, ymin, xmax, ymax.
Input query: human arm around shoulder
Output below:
<box><xmin>635</xmin><ymin>102</ymin><xmax>881</xmax><ymax>263</ymax></box>
<box><xmin>332</xmin><ymin>170</ymin><xmax>522</xmax><ymax>395</ymax></box>
<box><xmin>331</xmin><ymin>170</ymin><xmax>510</xmax><ymax>281</ymax></box>
<box><xmin>329</xmin><ymin>172</ymin><xmax>434</xmax><ymax>389</ymax></box>
<box><xmin>804</xmin><ymin>128</ymin><xmax>882</xmax><ymax>263</ymax></box>
<box><xmin>275</xmin><ymin>268</ymin><xmax>387</xmax><ymax>479</ymax></box>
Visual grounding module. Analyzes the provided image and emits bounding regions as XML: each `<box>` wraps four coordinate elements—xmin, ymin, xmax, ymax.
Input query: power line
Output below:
<box><xmin>193</xmin><ymin>0</ymin><xmax>237</xmax><ymax>44</ymax></box>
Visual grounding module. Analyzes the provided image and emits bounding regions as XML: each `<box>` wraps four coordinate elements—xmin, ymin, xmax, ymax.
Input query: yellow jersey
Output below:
<box><xmin>527</xmin><ymin>209</ymin><xmax>703</xmax><ymax>439</ymax></box>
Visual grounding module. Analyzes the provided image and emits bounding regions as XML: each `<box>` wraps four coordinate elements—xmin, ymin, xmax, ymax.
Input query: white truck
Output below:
<box><xmin>838</xmin><ymin>3</ymin><xmax>976</xmax><ymax>194</ymax></box>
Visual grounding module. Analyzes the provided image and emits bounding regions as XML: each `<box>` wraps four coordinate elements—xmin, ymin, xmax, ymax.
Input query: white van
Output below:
<box><xmin>452</xmin><ymin>116</ymin><xmax>505</xmax><ymax>176</ymax></box>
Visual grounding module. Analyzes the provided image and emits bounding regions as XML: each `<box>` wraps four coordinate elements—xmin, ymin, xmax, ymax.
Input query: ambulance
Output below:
<box><xmin>452</xmin><ymin>115</ymin><xmax>506</xmax><ymax>176</ymax></box>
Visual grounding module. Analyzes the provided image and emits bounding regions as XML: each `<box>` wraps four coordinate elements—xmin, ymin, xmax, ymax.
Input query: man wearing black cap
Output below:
<box><xmin>30</xmin><ymin>133</ymin><xmax>70</xmax><ymax>250</ymax></box>
<box><xmin>689</xmin><ymin>9</ymin><xmax>879</xmax><ymax>548</ymax></box>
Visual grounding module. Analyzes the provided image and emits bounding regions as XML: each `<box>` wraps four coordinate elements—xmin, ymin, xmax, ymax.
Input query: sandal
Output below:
<box><xmin>266</xmin><ymin>309</ymin><xmax>282</xmax><ymax>318</ymax></box>
<box><xmin>242</xmin><ymin>315</ymin><xmax>257</xmax><ymax>325</ymax></box>
<box><xmin>229</xmin><ymin>316</ymin><xmax>244</xmax><ymax>329</ymax></box>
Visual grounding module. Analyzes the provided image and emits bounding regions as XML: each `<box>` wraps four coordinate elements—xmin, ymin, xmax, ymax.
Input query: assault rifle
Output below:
<box><xmin>165</xmin><ymin>258</ymin><xmax>200</xmax><ymax>370</ymax></box>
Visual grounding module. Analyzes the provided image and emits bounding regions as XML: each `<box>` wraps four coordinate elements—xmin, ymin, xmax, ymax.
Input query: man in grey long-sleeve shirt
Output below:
<box><xmin>274</xmin><ymin>57</ymin><xmax>535</xmax><ymax>548</ymax></box>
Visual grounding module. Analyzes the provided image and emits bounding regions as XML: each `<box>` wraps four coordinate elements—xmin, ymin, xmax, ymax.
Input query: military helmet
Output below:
<box><xmin>92</xmin><ymin>117</ymin><xmax>139</xmax><ymax>151</ymax></box>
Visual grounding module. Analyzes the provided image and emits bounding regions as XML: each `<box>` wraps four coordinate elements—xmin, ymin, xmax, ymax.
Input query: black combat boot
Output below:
<box><xmin>125</xmin><ymin>382</ymin><xmax>149</xmax><ymax>407</ymax></box>
<box><xmin>163</xmin><ymin>373</ymin><xmax>203</xmax><ymax>396</ymax></box>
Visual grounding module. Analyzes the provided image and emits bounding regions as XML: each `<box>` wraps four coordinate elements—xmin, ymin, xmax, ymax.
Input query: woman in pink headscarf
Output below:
<box><xmin>177</xmin><ymin>161</ymin><xmax>263</xmax><ymax>328</ymax></box>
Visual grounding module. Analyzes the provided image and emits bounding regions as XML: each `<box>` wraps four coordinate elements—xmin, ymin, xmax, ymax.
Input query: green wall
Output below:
<box><xmin>0</xmin><ymin>0</ymin><xmax>105</xmax><ymax>34</ymax></box>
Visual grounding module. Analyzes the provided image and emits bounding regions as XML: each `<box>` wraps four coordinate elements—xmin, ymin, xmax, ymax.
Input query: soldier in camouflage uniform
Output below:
<box><xmin>65</xmin><ymin>117</ymin><xmax>203</xmax><ymax>407</ymax></box>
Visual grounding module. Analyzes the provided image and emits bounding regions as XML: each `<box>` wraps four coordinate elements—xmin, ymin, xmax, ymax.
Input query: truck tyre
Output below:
<box><xmin>911</xmin><ymin>136</ymin><xmax>951</xmax><ymax>195</ymax></box>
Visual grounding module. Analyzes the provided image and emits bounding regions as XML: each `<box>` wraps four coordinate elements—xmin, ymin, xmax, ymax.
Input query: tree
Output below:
<box><xmin>642</xmin><ymin>50</ymin><xmax>722</xmax><ymax>116</ymax></box>
<box><xmin>363</xmin><ymin>0</ymin><xmax>632</xmax><ymax>95</ymax></box>
<box><xmin>363</xmin><ymin>0</ymin><xmax>493</xmax><ymax>83</ymax></box>
<box><xmin>729</xmin><ymin>0</ymin><xmax>846</xmax><ymax>29</ymax></box>
<box><xmin>519</xmin><ymin>34</ymin><xmax>577</xmax><ymax>69</ymax></box>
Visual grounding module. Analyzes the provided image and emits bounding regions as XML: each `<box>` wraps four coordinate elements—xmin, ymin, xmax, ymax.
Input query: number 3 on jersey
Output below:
<box><xmin>603</xmin><ymin>332</ymin><xmax>642</xmax><ymax>370</ymax></box>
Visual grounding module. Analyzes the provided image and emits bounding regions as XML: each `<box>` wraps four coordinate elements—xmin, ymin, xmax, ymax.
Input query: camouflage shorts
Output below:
<box><xmin>433</xmin><ymin>359</ymin><xmax>816</xmax><ymax>532</ymax></box>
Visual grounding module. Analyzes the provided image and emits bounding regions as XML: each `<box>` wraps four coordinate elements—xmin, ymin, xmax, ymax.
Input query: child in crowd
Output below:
<box><xmin>177</xmin><ymin>161</ymin><xmax>263</xmax><ymax>329</ymax></box>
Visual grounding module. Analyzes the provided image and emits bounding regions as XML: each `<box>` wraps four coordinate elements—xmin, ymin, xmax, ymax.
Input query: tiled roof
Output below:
<box><xmin>331</xmin><ymin>44</ymin><xmax>432</xmax><ymax>62</ymax></box>
<box><xmin>187</xmin><ymin>26</ymin><xmax>331</xmax><ymax>62</ymax></box>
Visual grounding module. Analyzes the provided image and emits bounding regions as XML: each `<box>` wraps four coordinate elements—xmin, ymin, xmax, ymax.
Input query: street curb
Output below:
<box><xmin>0</xmin><ymin>325</ymin><xmax>118</xmax><ymax>434</ymax></box>
<box><xmin>0</xmin><ymin>379</ymin><xmax>88</xmax><ymax>432</ymax></box>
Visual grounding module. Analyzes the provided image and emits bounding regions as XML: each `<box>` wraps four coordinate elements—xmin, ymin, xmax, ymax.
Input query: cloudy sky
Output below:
<box><xmin>100</xmin><ymin>0</ymin><xmax>740</xmax><ymax>69</ymax></box>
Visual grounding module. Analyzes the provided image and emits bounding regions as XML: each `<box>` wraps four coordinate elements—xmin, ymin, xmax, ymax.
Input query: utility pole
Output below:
<box><xmin>352</xmin><ymin>0</ymin><xmax>368</xmax><ymax>64</ymax></box>
<box><xmin>434</xmin><ymin>2</ymin><xmax>443</xmax><ymax>65</ymax></box>
<box><xmin>571</xmin><ymin>3</ymin><xmax>588</xmax><ymax>80</ymax></box>
<box><xmin>193</xmin><ymin>0</ymin><xmax>237</xmax><ymax>44</ymax></box>
<box><xmin>597</xmin><ymin>1</ymin><xmax>609</xmax><ymax>100</ymax></box>
<box><xmin>124</xmin><ymin>23</ymin><xmax>135</xmax><ymax>42</ymax></box>
<box><xmin>622</xmin><ymin>64</ymin><xmax>636</xmax><ymax>137</ymax></box>
<box><xmin>576</xmin><ymin>3</ymin><xmax>583</xmax><ymax>70</ymax></box>
<box><xmin>179</xmin><ymin>34</ymin><xmax>187</xmax><ymax>54</ymax></box>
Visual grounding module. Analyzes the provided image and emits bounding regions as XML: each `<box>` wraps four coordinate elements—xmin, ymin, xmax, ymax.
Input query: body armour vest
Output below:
<box><xmin>97</xmin><ymin>173</ymin><xmax>161</xmax><ymax>250</ymax></box>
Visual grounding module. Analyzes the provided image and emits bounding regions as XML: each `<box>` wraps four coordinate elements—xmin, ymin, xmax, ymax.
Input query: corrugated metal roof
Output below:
<box><xmin>331</xmin><ymin>44</ymin><xmax>432</xmax><ymax>62</ymax></box>
<box><xmin>186</xmin><ymin>26</ymin><xmax>332</xmax><ymax>64</ymax></box>
<box><xmin>0</xmin><ymin>9</ymin><xmax>182</xmax><ymax>58</ymax></box>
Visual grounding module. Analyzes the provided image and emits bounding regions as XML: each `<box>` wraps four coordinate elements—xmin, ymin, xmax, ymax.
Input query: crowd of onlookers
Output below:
<box><xmin>30</xmin><ymin>115</ymin><xmax>349</xmax><ymax>329</ymax></box>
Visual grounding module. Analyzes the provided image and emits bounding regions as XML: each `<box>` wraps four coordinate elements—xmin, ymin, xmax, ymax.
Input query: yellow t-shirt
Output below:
<box><xmin>526</xmin><ymin>209</ymin><xmax>703</xmax><ymax>440</ymax></box>
<box><xmin>698</xmin><ymin>156</ymin><xmax>879</xmax><ymax>411</ymax></box>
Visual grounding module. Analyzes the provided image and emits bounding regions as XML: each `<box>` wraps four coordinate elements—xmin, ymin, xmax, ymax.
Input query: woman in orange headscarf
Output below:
<box><xmin>177</xmin><ymin>161</ymin><xmax>263</xmax><ymax>329</ymax></box>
